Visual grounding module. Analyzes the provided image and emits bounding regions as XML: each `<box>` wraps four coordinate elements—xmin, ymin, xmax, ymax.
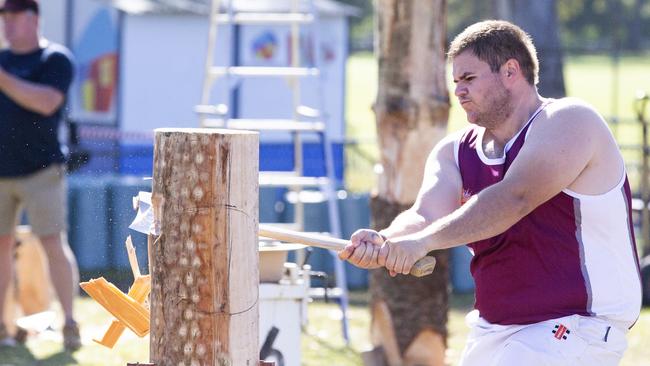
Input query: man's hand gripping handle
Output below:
<box><xmin>259</xmin><ymin>224</ymin><xmax>436</xmax><ymax>277</ymax></box>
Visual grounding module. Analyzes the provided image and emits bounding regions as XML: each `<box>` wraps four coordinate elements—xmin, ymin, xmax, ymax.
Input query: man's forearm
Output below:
<box><xmin>0</xmin><ymin>69</ymin><xmax>63</xmax><ymax>116</ymax></box>
<box><xmin>416</xmin><ymin>183</ymin><xmax>531</xmax><ymax>251</ymax></box>
<box><xmin>379</xmin><ymin>209</ymin><xmax>430</xmax><ymax>239</ymax></box>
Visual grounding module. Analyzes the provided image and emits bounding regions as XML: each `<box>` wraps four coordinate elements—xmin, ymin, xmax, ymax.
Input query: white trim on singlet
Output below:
<box><xmin>562</xmin><ymin>166</ymin><xmax>627</xmax><ymax>200</ymax></box>
<box><xmin>453</xmin><ymin>135</ymin><xmax>461</xmax><ymax>169</ymax></box>
<box><xmin>475</xmin><ymin>101</ymin><xmax>550</xmax><ymax>165</ymax></box>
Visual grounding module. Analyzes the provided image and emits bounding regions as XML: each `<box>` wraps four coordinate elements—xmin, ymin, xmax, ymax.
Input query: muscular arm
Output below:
<box><xmin>0</xmin><ymin>67</ymin><xmax>64</xmax><ymax>116</ymax></box>
<box><xmin>380</xmin><ymin>133</ymin><xmax>463</xmax><ymax>239</ymax></box>
<box><xmin>390</xmin><ymin>103</ymin><xmax>606</xmax><ymax>268</ymax></box>
<box><xmin>374</xmin><ymin>103</ymin><xmax>611</xmax><ymax>275</ymax></box>
<box><xmin>339</xmin><ymin>132</ymin><xmax>463</xmax><ymax>268</ymax></box>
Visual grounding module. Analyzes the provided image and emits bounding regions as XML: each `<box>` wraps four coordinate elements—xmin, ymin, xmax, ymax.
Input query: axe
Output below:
<box><xmin>258</xmin><ymin>225</ymin><xmax>436</xmax><ymax>277</ymax></box>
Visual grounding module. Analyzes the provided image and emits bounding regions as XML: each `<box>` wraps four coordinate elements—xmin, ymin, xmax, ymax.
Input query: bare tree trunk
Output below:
<box><xmin>497</xmin><ymin>0</ymin><xmax>566</xmax><ymax>97</ymax></box>
<box><xmin>627</xmin><ymin>0</ymin><xmax>643</xmax><ymax>50</ymax></box>
<box><xmin>369</xmin><ymin>1</ymin><xmax>450</xmax><ymax>365</ymax></box>
<box><xmin>490</xmin><ymin>0</ymin><xmax>511</xmax><ymax>20</ymax></box>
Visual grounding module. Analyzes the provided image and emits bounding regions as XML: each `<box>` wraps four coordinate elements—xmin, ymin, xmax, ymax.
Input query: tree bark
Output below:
<box><xmin>150</xmin><ymin>129</ymin><xmax>259</xmax><ymax>366</ymax></box>
<box><xmin>370</xmin><ymin>197</ymin><xmax>450</xmax><ymax>353</ymax></box>
<box><xmin>370</xmin><ymin>0</ymin><xmax>450</xmax><ymax>364</ymax></box>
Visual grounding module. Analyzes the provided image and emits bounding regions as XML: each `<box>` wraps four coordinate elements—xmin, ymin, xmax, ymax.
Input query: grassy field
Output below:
<box><xmin>1</xmin><ymin>295</ymin><xmax>648</xmax><ymax>365</ymax></box>
<box><xmin>345</xmin><ymin>52</ymin><xmax>650</xmax><ymax>193</ymax></box>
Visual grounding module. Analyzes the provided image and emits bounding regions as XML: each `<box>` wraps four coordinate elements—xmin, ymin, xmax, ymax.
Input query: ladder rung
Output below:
<box><xmin>259</xmin><ymin>173</ymin><xmax>330</xmax><ymax>187</ymax></box>
<box><xmin>296</xmin><ymin>105</ymin><xmax>321</xmax><ymax>119</ymax></box>
<box><xmin>210</xmin><ymin>66</ymin><xmax>319</xmax><ymax>78</ymax></box>
<box><xmin>195</xmin><ymin>104</ymin><xmax>228</xmax><ymax>116</ymax></box>
<box><xmin>214</xmin><ymin>13</ymin><xmax>314</xmax><ymax>24</ymax></box>
<box><xmin>309</xmin><ymin>287</ymin><xmax>345</xmax><ymax>299</ymax></box>
<box><xmin>202</xmin><ymin>118</ymin><xmax>325</xmax><ymax>132</ymax></box>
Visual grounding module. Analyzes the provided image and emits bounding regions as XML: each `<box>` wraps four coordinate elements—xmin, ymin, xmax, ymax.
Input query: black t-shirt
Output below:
<box><xmin>0</xmin><ymin>43</ymin><xmax>74</xmax><ymax>177</ymax></box>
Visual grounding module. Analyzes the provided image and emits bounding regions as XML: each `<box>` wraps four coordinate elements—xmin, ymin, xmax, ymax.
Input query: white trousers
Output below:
<box><xmin>459</xmin><ymin>310</ymin><xmax>628</xmax><ymax>366</ymax></box>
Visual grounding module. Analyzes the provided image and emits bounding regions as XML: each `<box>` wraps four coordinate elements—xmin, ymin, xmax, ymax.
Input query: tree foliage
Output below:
<box><xmin>341</xmin><ymin>0</ymin><xmax>650</xmax><ymax>52</ymax></box>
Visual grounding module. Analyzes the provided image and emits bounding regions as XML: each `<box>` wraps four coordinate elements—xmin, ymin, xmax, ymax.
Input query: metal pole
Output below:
<box><xmin>309</xmin><ymin>0</ymin><xmax>350</xmax><ymax>344</ymax></box>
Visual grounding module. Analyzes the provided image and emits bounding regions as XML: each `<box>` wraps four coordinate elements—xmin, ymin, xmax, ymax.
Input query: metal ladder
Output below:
<box><xmin>196</xmin><ymin>0</ymin><xmax>350</xmax><ymax>343</ymax></box>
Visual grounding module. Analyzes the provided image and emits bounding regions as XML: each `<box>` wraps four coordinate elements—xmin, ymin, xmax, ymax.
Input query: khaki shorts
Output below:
<box><xmin>0</xmin><ymin>164</ymin><xmax>68</xmax><ymax>237</ymax></box>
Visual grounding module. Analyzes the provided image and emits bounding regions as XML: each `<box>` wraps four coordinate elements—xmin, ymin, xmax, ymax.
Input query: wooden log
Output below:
<box><xmin>150</xmin><ymin>128</ymin><xmax>259</xmax><ymax>366</ymax></box>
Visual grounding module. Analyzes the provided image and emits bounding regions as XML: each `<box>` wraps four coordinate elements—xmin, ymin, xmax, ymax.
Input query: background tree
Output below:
<box><xmin>492</xmin><ymin>0</ymin><xmax>566</xmax><ymax>97</ymax></box>
<box><xmin>367</xmin><ymin>1</ymin><xmax>450</xmax><ymax>365</ymax></box>
<box><xmin>338</xmin><ymin>0</ymin><xmax>650</xmax><ymax>54</ymax></box>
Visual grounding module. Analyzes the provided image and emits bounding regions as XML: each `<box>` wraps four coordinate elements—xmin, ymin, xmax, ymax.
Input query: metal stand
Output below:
<box><xmin>196</xmin><ymin>0</ymin><xmax>350</xmax><ymax>344</ymax></box>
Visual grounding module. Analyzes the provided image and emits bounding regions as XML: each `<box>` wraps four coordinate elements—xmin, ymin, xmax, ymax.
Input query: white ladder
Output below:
<box><xmin>196</xmin><ymin>0</ymin><xmax>350</xmax><ymax>343</ymax></box>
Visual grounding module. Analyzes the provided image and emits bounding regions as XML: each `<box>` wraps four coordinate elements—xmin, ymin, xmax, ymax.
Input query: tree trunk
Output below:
<box><xmin>490</xmin><ymin>0</ymin><xmax>511</xmax><ymax>20</ymax></box>
<box><xmin>627</xmin><ymin>0</ymin><xmax>643</xmax><ymax>50</ymax></box>
<box><xmin>370</xmin><ymin>198</ymin><xmax>450</xmax><ymax>364</ymax></box>
<box><xmin>498</xmin><ymin>0</ymin><xmax>566</xmax><ymax>98</ymax></box>
<box><xmin>370</xmin><ymin>1</ymin><xmax>450</xmax><ymax>364</ymax></box>
<box><xmin>150</xmin><ymin>129</ymin><xmax>259</xmax><ymax>366</ymax></box>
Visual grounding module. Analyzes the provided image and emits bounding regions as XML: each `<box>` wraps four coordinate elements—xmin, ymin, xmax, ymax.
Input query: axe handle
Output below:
<box><xmin>258</xmin><ymin>224</ymin><xmax>436</xmax><ymax>277</ymax></box>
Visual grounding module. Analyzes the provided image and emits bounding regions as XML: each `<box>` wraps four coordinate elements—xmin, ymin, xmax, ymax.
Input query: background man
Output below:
<box><xmin>0</xmin><ymin>0</ymin><xmax>81</xmax><ymax>351</ymax></box>
<box><xmin>340</xmin><ymin>20</ymin><xmax>642</xmax><ymax>365</ymax></box>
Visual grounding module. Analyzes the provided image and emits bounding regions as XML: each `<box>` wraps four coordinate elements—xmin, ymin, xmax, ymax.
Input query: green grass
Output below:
<box><xmin>0</xmin><ymin>299</ymin><xmax>148</xmax><ymax>365</ymax></box>
<box><xmin>345</xmin><ymin>52</ymin><xmax>650</xmax><ymax>193</ymax></box>
<box><xmin>1</xmin><ymin>295</ymin><xmax>648</xmax><ymax>365</ymax></box>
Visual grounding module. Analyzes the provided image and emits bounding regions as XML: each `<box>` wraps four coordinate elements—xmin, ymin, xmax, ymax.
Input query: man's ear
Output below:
<box><xmin>502</xmin><ymin>59</ymin><xmax>520</xmax><ymax>81</ymax></box>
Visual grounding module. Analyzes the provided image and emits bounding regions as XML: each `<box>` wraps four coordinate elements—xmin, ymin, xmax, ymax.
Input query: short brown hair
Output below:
<box><xmin>448</xmin><ymin>20</ymin><xmax>539</xmax><ymax>85</ymax></box>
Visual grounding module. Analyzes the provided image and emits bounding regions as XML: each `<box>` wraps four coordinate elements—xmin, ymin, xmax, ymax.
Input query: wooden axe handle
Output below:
<box><xmin>258</xmin><ymin>224</ymin><xmax>436</xmax><ymax>277</ymax></box>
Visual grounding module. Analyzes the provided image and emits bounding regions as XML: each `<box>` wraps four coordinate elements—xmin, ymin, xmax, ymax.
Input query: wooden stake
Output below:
<box><xmin>150</xmin><ymin>128</ymin><xmax>259</xmax><ymax>366</ymax></box>
<box><xmin>125</xmin><ymin>236</ymin><xmax>141</xmax><ymax>279</ymax></box>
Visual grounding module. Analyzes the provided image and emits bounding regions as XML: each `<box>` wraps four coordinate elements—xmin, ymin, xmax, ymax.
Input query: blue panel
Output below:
<box><xmin>67</xmin><ymin>176</ymin><xmax>112</xmax><ymax>271</ymax></box>
<box><xmin>110</xmin><ymin>142</ymin><xmax>345</xmax><ymax>183</ymax></box>
<box><xmin>119</xmin><ymin>145</ymin><xmax>154</xmax><ymax>176</ymax></box>
<box><xmin>259</xmin><ymin>143</ymin><xmax>294</xmax><ymax>171</ymax></box>
<box><xmin>338</xmin><ymin>193</ymin><xmax>370</xmax><ymax>289</ymax></box>
<box><xmin>72</xmin><ymin>139</ymin><xmax>120</xmax><ymax>175</ymax></box>
<box><xmin>259</xmin><ymin>187</ymin><xmax>287</xmax><ymax>223</ymax></box>
<box><xmin>450</xmin><ymin>245</ymin><xmax>475</xmax><ymax>293</ymax></box>
<box><xmin>106</xmin><ymin>176</ymin><xmax>152</xmax><ymax>271</ymax></box>
<box><xmin>259</xmin><ymin>143</ymin><xmax>345</xmax><ymax>183</ymax></box>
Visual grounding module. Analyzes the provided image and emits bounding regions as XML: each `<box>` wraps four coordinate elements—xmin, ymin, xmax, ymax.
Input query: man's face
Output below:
<box><xmin>452</xmin><ymin>51</ymin><xmax>513</xmax><ymax>129</ymax></box>
<box><xmin>2</xmin><ymin>10</ymin><xmax>37</xmax><ymax>46</ymax></box>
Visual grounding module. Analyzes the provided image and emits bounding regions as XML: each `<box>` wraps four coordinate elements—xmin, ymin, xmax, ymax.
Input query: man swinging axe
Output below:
<box><xmin>339</xmin><ymin>20</ymin><xmax>642</xmax><ymax>366</ymax></box>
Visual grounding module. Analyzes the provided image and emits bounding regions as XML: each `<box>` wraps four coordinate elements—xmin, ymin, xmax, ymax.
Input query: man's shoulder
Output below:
<box><xmin>437</xmin><ymin>129</ymin><xmax>467</xmax><ymax>152</ymax></box>
<box><xmin>527</xmin><ymin>97</ymin><xmax>611</xmax><ymax>148</ymax></box>
<box><xmin>545</xmin><ymin>97</ymin><xmax>602</xmax><ymax>119</ymax></box>
<box><xmin>540</xmin><ymin>97</ymin><xmax>608</xmax><ymax>130</ymax></box>
<box><xmin>41</xmin><ymin>41</ymin><xmax>74</xmax><ymax>63</ymax></box>
<box><xmin>429</xmin><ymin>129</ymin><xmax>466</xmax><ymax>163</ymax></box>
<box><xmin>0</xmin><ymin>48</ymin><xmax>10</xmax><ymax>59</ymax></box>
